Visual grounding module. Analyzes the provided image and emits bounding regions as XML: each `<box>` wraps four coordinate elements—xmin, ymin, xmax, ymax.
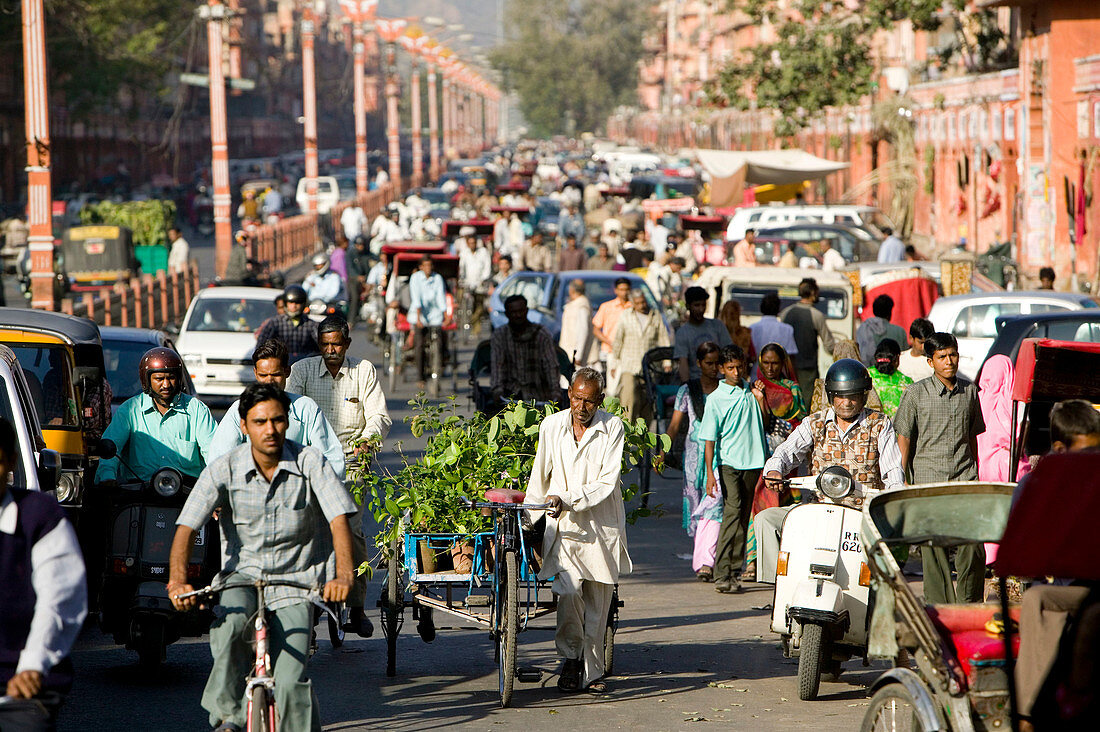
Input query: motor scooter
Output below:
<box><xmin>769</xmin><ymin>466</ymin><xmax>877</xmax><ymax>701</ymax></box>
<box><xmin>99</xmin><ymin>464</ymin><xmax>219</xmax><ymax>666</ymax></box>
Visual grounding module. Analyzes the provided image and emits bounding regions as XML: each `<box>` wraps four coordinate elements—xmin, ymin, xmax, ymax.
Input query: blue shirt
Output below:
<box><xmin>206</xmin><ymin>392</ymin><xmax>346</xmax><ymax>480</ymax></box>
<box><xmin>408</xmin><ymin>270</ymin><xmax>447</xmax><ymax>327</ymax></box>
<box><xmin>697</xmin><ymin>380</ymin><xmax>768</xmax><ymax>470</ymax></box>
<box><xmin>98</xmin><ymin>392</ymin><xmax>217</xmax><ymax>482</ymax></box>
<box><xmin>878</xmin><ymin>235</ymin><xmax>905</xmax><ymax>263</ymax></box>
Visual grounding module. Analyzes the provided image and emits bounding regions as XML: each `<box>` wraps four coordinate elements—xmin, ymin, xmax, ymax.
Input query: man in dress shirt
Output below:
<box><xmin>755</xmin><ymin>359</ymin><xmax>904</xmax><ymax>583</ymax></box>
<box><xmin>458</xmin><ymin>231</ymin><xmax>492</xmax><ymax>339</ymax></box>
<box><xmin>0</xmin><ymin>419</ymin><xmax>87</xmax><ymax>731</ymax></box>
<box><xmin>408</xmin><ymin>255</ymin><xmax>451</xmax><ymax>389</ymax></box>
<box><xmin>168</xmin><ymin>385</ymin><xmax>356</xmax><ymax>732</ymax></box>
<box><xmin>208</xmin><ymin>339</ymin><xmax>344</xmax><ymax>480</ymax></box>
<box><xmin>166</xmin><ymin>226</ymin><xmax>190</xmax><ymax>275</ymax></box>
<box><xmin>749</xmin><ymin>291</ymin><xmax>799</xmax><ymax>361</ymax></box>
<box><xmin>526</xmin><ymin>368</ymin><xmax>630</xmax><ymax>694</ymax></box>
<box><xmin>287</xmin><ymin>316</ymin><xmax>390</xmax><ymax>635</ymax></box>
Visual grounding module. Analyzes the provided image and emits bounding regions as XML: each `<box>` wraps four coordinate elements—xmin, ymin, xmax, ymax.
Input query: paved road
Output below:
<box><xmin>58</xmin><ymin>331</ymin><xmax>882</xmax><ymax>730</ymax></box>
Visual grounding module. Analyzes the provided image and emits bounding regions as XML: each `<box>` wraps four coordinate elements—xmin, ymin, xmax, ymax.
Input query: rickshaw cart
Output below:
<box><xmin>385</xmin><ymin>249</ymin><xmax>459</xmax><ymax>398</ymax></box>
<box><xmin>1009</xmin><ymin>338</ymin><xmax>1100</xmax><ymax>480</ymax></box>
<box><xmin>860</xmin><ymin>482</ymin><xmax>1016</xmax><ymax>732</ymax></box>
<box><xmin>378</xmin><ymin>488</ymin><xmax>620</xmax><ymax>708</ymax></box>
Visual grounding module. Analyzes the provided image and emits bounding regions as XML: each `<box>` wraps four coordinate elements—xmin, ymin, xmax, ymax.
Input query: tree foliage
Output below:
<box><xmin>713</xmin><ymin>0</ymin><xmax>1014</xmax><ymax>137</ymax></box>
<box><xmin>490</xmin><ymin>0</ymin><xmax>651</xmax><ymax>137</ymax></box>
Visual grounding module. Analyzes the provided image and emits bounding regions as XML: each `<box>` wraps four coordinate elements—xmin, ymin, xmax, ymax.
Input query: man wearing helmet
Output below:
<box><xmin>302</xmin><ymin>253</ymin><xmax>346</xmax><ymax>307</ymax></box>
<box><xmin>96</xmin><ymin>347</ymin><xmax>217</xmax><ymax>485</ymax></box>
<box><xmin>753</xmin><ymin>358</ymin><xmax>904</xmax><ymax>584</ymax></box>
<box><xmin>256</xmin><ymin>285</ymin><xmax>320</xmax><ymax>363</ymax></box>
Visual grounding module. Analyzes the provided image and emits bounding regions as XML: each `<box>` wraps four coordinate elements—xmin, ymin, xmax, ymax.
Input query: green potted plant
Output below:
<box><xmin>350</xmin><ymin>397</ymin><xmax>668</xmax><ymax>576</ymax></box>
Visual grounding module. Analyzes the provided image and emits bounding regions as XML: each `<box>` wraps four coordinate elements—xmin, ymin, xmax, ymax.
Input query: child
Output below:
<box><xmin>699</xmin><ymin>345</ymin><xmax>769</xmax><ymax>593</ymax></box>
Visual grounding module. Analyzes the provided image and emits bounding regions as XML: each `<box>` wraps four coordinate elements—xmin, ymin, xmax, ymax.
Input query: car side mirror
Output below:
<box><xmin>93</xmin><ymin>438</ymin><xmax>117</xmax><ymax>459</ymax></box>
<box><xmin>164</xmin><ymin>323</ymin><xmax>180</xmax><ymax>336</ymax></box>
<box><xmin>38</xmin><ymin>449</ymin><xmax>62</xmax><ymax>492</ymax></box>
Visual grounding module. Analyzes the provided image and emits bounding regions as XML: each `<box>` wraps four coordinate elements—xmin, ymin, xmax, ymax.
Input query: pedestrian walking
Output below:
<box><xmin>780</xmin><ymin>277</ymin><xmax>835</xmax><ymax>400</ymax></box>
<box><xmin>898</xmin><ymin>317</ymin><xmax>935</xmax><ymax>381</ymax></box>
<box><xmin>0</xmin><ymin>419</ymin><xmax>87</xmax><ymax>732</ymax></box>
<box><xmin>700</xmin><ymin>345</ymin><xmax>769</xmax><ymax>594</ymax></box>
<box><xmin>718</xmin><ymin>300</ymin><xmax>756</xmax><ymax>367</ymax></box>
<box><xmin>674</xmin><ymin>286</ymin><xmax>733</xmax><ymax>381</ymax></box>
<box><xmin>731</xmin><ymin>229</ymin><xmax>757</xmax><ymax>267</ymax></box>
<box><xmin>560</xmin><ymin>279</ymin><xmax>599</xmax><ymax>368</ymax></box>
<box><xmin>612</xmin><ymin>289</ymin><xmax>670</xmax><ymax>422</ymax></box>
<box><xmin>877</xmin><ymin>227</ymin><xmax>905</xmax><ymax>263</ymax></box>
<box><xmin>868</xmin><ymin>339</ymin><xmax>913</xmax><ymax>417</ymax></box>
<box><xmin>592</xmin><ymin>277</ymin><xmax>633</xmax><ymax>396</ymax></box>
<box><xmin>894</xmin><ymin>332</ymin><xmax>986</xmax><ymax>604</ymax></box>
<box><xmin>558</xmin><ymin>233</ymin><xmax>587</xmax><ymax>271</ymax></box>
<box><xmin>526</xmin><ymin>368</ymin><xmax>631</xmax><ymax>694</ymax></box>
<box><xmin>167</xmin><ymin>226</ymin><xmax>190</xmax><ymax>275</ymax></box>
<box><xmin>749</xmin><ymin>292</ymin><xmax>799</xmax><ymax>360</ymax></box>
<box><xmin>856</xmin><ymin>294</ymin><xmax>908</xmax><ymax>366</ymax></box>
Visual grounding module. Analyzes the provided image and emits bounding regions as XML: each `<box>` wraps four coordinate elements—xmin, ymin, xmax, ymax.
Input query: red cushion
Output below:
<box><xmin>926</xmin><ymin>604</ymin><xmax>1021</xmax><ymax>681</ymax></box>
<box><xmin>484</xmin><ymin>488</ymin><xmax>526</xmax><ymax>504</ymax></box>
<box><xmin>927</xmin><ymin>604</ymin><xmax>1021</xmax><ymax>633</ymax></box>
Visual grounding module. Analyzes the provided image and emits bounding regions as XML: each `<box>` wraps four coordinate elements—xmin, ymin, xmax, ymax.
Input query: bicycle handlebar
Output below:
<box><xmin>460</xmin><ymin>496</ymin><xmax>551</xmax><ymax>511</ymax></box>
<box><xmin>176</xmin><ymin>578</ymin><xmax>319</xmax><ymax>600</ymax></box>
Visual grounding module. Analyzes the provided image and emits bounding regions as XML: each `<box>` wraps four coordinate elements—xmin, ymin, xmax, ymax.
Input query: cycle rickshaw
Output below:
<box><xmin>378</xmin><ymin>486</ymin><xmax>621</xmax><ymax>708</ymax></box>
<box><xmin>467</xmin><ymin>339</ymin><xmax>574</xmax><ymax>415</ymax></box>
<box><xmin>443</xmin><ymin>219</ymin><xmax>496</xmax><ymax>339</ymax></box>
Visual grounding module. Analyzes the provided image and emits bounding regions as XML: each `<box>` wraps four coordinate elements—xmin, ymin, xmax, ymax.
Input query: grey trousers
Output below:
<box><xmin>1016</xmin><ymin>584</ymin><xmax>1090</xmax><ymax>718</ymax></box>
<box><xmin>556</xmin><ymin>580</ymin><xmax>615</xmax><ymax>687</ymax></box>
<box><xmin>920</xmin><ymin>544</ymin><xmax>986</xmax><ymax>604</ymax></box>
<box><xmin>202</xmin><ymin>584</ymin><xmax>321</xmax><ymax>731</ymax></box>
<box><xmin>754</xmin><ymin>505</ymin><xmax>794</xmax><ymax>584</ymax></box>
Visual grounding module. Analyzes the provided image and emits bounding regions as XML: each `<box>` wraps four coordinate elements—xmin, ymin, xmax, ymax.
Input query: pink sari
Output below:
<box><xmin>977</xmin><ymin>355</ymin><xmax>1028</xmax><ymax>563</ymax></box>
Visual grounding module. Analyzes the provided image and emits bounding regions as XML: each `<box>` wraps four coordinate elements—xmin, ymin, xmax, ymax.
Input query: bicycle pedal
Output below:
<box><xmin>517</xmin><ymin>668</ymin><xmax>543</xmax><ymax>683</ymax></box>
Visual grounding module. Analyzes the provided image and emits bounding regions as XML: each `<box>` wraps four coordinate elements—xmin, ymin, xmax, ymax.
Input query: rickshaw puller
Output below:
<box><xmin>756</xmin><ymin>359</ymin><xmax>904</xmax><ymax>584</ymax></box>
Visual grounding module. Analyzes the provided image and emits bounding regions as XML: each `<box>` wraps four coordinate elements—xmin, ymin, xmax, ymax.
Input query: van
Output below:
<box><xmin>727</xmin><ymin>205</ymin><xmax>895</xmax><ymax>241</ymax></box>
<box><xmin>295</xmin><ymin>175</ymin><xmax>340</xmax><ymax>215</ymax></box>
<box><xmin>693</xmin><ymin>266</ymin><xmax>855</xmax><ymax>377</ymax></box>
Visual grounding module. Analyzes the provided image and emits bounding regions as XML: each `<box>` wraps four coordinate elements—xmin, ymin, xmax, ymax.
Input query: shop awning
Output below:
<box><xmin>695</xmin><ymin>148</ymin><xmax>850</xmax><ymax>208</ymax></box>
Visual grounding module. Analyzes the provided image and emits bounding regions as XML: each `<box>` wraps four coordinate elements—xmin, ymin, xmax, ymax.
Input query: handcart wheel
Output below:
<box><xmin>497</xmin><ymin>550</ymin><xmax>519</xmax><ymax>708</ymax></box>
<box><xmin>604</xmin><ymin>589</ymin><xmax>619</xmax><ymax>675</ymax></box>
<box><xmin>383</xmin><ymin>535</ymin><xmax>402</xmax><ymax>677</ymax></box>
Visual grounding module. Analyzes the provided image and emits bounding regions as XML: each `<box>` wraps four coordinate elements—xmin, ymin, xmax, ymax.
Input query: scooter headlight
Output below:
<box><xmin>817</xmin><ymin>466</ymin><xmax>854</xmax><ymax>501</ymax></box>
<box><xmin>151</xmin><ymin>467</ymin><xmax>183</xmax><ymax>498</ymax></box>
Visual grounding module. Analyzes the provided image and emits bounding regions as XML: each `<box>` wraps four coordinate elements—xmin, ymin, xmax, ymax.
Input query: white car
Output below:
<box><xmin>175</xmin><ymin>286</ymin><xmax>280</xmax><ymax>405</ymax></box>
<box><xmin>726</xmin><ymin>204</ymin><xmax>894</xmax><ymax>241</ymax></box>
<box><xmin>295</xmin><ymin>175</ymin><xmax>340</xmax><ymax>215</ymax></box>
<box><xmin>927</xmin><ymin>291</ymin><xmax>1099</xmax><ymax>379</ymax></box>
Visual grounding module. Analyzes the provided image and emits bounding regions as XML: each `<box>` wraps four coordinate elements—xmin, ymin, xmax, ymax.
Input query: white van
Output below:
<box><xmin>726</xmin><ymin>205</ymin><xmax>895</xmax><ymax>241</ymax></box>
<box><xmin>295</xmin><ymin>176</ymin><xmax>340</xmax><ymax>215</ymax></box>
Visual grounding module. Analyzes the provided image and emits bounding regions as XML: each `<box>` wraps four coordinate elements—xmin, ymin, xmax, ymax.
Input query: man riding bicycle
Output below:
<box><xmin>754</xmin><ymin>358</ymin><xmax>904</xmax><ymax>583</ymax></box>
<box><xmin>408</xmin><ymin>254</ymin><xmax>451</xmax><ymax>390</ymax></box>
<box><xmin>168</xmin><ymin>383</ymin><xmax>357</xmax><ymax>732</ymax></box>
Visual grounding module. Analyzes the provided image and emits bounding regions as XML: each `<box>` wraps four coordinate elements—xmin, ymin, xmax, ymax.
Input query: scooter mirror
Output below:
<box><xmin>94</xmin><ymin>438</ymin><xmax>117</xmax><ymax>459</ymax></box>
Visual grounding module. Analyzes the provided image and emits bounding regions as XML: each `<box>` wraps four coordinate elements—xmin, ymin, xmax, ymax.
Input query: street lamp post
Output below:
<box><xmin>440</xmin><ymin>67</ymin><xmax>452</xmax><ymax>162</ymax></box>
<box><xmin>426</xmin><ymin>48</ymin><xmax>440</xmax><ymax>179</ymax></box>
<box><xmin>21</xmin><ymin>0</ymin><xmax>55</xmax><ymax>309</ymax></box>
<box><xmin>376</xmin><ymin>18</ymin><xmax>407</xmax><ymax>192</ymax></box>
<box><xmin>200</xmin><ymin>0</ymin><xmax>233</xmax><ymax>278</ymax></box>
<box><xmin>339</xmin><ymin>1</ymin><xmax>378</xmax><ymax>198</ymax></box>
<box><xmin>400</xmin><ymin>28</ymin><xmax>428</xmax><ymax>189</ymax></box>
<box><xmin>300</xmin><ymin>1</ymin><xmax>321</xmax><ymax>215</ymax></box>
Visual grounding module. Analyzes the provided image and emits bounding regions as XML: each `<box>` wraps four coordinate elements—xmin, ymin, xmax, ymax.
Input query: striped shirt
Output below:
<box><xmin>287</xmin><ymin>355</ymin><xmax>391</xmax><ymax>456</ymax></box>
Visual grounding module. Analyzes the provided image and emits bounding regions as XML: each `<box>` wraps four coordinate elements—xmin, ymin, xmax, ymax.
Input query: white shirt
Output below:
<box><xmin>1</xmin><ymin>492</ymin><xmax>87</xmax><ymax>676</ymax></box>
<box><xmin>459</xmin><ymin>243</ymin><xmax>492</xmax><ymax>290</ymax></box>
<box><xmin>898</xmin><ymin>350</ymin><xmax>934</xmax><ymax>381</ymax></box>
<box><xmin>822</xmin><ymin>247</ymin><xmax>847</xmax><ymax>272</ymax></box>
<box><xmin>340</xmin><ymin>206</ymin><xmax>367</xmax><ymax>241</ymax></box>
<box><xmin>287</xmin><ymin>355</ymin><xmax>391</xmax><ymax>456</ymax></box>
<box><xmin>167</xmin><ymin>236</ymin><xmax>190</xmax><ymax>274</ymax></box>
<box><xmin>525</xmin><ymin>409</ymin><xmax>632</xmax><ymax>586</ymax></box>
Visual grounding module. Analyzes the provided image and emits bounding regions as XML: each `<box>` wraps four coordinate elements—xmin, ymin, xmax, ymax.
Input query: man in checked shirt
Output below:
<box><xmin>287</xmin><ymin>315</ymin><xmax>390</xmax><ymax>636</ymax></box>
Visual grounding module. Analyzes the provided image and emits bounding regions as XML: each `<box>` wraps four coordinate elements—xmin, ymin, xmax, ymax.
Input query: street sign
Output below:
<box><xmin>180</xmin><ymin>72</ymin><xmax>255</xmax><ymax>91</ymax></box>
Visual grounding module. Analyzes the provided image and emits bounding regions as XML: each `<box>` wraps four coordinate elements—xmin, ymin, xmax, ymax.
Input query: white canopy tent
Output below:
<box><xmin>694</xmin><ymin>149</ymin><xmax>850</xmax><ymax>208</ymax></box>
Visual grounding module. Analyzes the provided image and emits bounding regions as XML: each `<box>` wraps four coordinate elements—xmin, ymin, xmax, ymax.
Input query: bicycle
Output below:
<box><xmin>177</xmin><ymin>578</ymin><xmax>340</xmax><ymax>732</ymax></box>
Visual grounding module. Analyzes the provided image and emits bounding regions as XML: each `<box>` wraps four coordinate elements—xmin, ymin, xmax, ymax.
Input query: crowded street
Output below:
<box><xmin>4</xmin><ymin>2</ymin><xmax>1100</xmax><ymax>732</ymax></box>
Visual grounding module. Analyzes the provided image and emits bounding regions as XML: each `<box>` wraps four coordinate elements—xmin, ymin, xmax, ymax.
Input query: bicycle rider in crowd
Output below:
<box><xmin>408</xmin><ymin>254</ymin><xmax>451</xmax><ymax>391</ymax></box>
<box><xmin>168</xmin><ymin>383</ymin><xmax>357</xmax><ymax>732</ymax></box>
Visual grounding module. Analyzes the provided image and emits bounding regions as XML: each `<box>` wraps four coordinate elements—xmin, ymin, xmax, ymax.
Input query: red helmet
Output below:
<box><xmin>139</xmin><ymin>347</ymin><xmax>184</xmax><ymax>394</ymax></box>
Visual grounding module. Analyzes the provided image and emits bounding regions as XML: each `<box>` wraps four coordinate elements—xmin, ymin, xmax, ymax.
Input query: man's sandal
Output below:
<box><xmin>557</xmin><ymin>658</ymin><xmax>582</xmax><ymax>693</ymax></box>
<box><xmin>586</xmin><ymin>679</ymin><xmax>609</xmax><ymax>694</ymax></box>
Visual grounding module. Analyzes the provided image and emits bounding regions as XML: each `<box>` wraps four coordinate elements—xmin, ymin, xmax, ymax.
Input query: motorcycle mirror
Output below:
<box><xmin>164</xmin><ymin>323</ymin><xmax>180</xmax><ymax>336</ymax></box>
<box><xmin>94</xmin><ymin>438</ymin><xmax>117</xmax><ymax>459</ymax></box>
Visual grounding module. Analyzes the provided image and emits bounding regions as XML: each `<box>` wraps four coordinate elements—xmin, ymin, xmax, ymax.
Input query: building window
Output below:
<box><xmin>1094</xmin><ymin>101</ymin><xmax>1100</xmax><ymax>139</ymax></box>
<box><xmin>993</xmin><ymin>110</ymin><xmax>1002</xmax><ymax>141</ymax></box>
<box><xmin>1005</xmin><ymin>108</ymin><xmax>1016</xmax><ymax>141</ymax></box>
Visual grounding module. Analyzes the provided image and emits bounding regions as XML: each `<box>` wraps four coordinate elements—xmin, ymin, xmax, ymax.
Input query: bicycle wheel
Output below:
<box><xmin>383</xmin><ymin>535</ymin><xmax>401</xmax><ymax>677</ymax></box>
<box><xmin>387</xmin><ymin>338</ymin><xmax>398</xmax><ymax>393</ymax></box>
<box><xmin>429</xmin><ymin>330</ymin><xmax>442</xmax><ymax>398</ymax></box>
<box><xmin>247</xmin><ymin>685</ymin><xmax>273</xmax><ymax>732</ymax></box>
<box><xmin>497</xmin><ymin>550</ymin><xmax>519</xmax><ymax>708</ymax></box>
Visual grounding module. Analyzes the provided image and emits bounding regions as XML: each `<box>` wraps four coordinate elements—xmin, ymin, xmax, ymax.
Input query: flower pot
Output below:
<box><xmin>451</xmin><ymin>540</ymin><xmax>476</xmax><ymax>574</ymax></box>
<box><xmin>418</xmin><ymin>540</ymin><xmax>439</xmax><ymax>574</ymax></box>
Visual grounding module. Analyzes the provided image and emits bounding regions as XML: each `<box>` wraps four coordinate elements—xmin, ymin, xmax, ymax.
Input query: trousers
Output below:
<box><xmin>920</xmin><ymin>544</ymin><xmax>986</xmax><ymax>604</ymax></box>
<box><xmin>754</xmin><ymin>505</ymin><xmax>794</xmax><ymax>584</ymax></box>
<box><xmin>1016</xmin><ymin>584</ymin><xmax>1090</xmax><ymax>718</ymax></box>
<box><xmin>555</xmin><ymin>580</ymin><xmax>616</xmax><ymax>687</ymax></box>
<box><xmin>202</xmin><ymin>585</ymin><xmax>321</xmax><ymax>731</ymax></box>
<box><xmin>617</xmin><ymin>372</ymin><xmax>651</xmax><ymax>423</ymax></box>
<box><xmin>714</xmin><ymin>466</ymin><xmax>762</xmax><ymax>582</ymax></box>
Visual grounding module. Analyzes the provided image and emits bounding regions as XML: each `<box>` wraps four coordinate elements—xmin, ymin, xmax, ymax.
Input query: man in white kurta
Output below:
<box><xmin>526</xmin><ymin>368</ymin><xmax>631</xmax><ymax>692</ymax></box>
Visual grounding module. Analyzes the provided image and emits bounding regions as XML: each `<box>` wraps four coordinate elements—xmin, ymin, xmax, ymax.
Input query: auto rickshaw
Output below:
<box><xmin>860</xmin><ymin>481</ymin><xmax>1016</xmax><ymax>732</ymax></box>
<box><xmin>58</xmin><ymin>224</ymin><xmax>139</xmax><ymax>290</ymax></box>
<box><xmin>0</xmin><ymin>307</ymin><xmax>110</xmax><ymax>514</ymax></box>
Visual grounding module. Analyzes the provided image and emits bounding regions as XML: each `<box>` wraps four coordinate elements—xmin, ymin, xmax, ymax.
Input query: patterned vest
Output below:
<box><xmin>806</xmin><ymin>409</ymin><xmax>888</xmax><ymax>505</ymax></box>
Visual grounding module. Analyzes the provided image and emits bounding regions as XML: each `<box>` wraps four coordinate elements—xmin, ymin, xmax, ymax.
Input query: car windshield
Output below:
<box><xmin>0</xmin><ymin>375</ymin><xmax>27</xmax><ymax>488</ymax></box>
<box><xmin>8</xmin><ymin>345</ymin><xmax>79</xmax><ymax>428</ymax></box>
<box><xmin>499</xmin><ymin>274</ymin><xmax>552</xmax><ymax>309</ymax></box>
<box><xmin>727</xmin><ymin>284</ymin><xmax>848</xmax><ymax>320</ymax></box>
<box><xmin>187</xmin><ymin>298</ymin><xmax>276</xmax><ymax>333</ymax></box>
<box><xmin>103</xmin><ymin>339</ymin><xmax>155</xmax><ymax>402</ymax></box>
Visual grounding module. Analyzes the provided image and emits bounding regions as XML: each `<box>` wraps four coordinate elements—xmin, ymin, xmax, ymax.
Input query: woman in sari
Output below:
<box><xmin>663</xmin><ymin>341</ymin><xmax>723</xmax><ymax>581</ymax></box>
<box><xmin>743</xmin><ymin>342</ymin><xmax>807</xmax><ymax>580</ymax></box>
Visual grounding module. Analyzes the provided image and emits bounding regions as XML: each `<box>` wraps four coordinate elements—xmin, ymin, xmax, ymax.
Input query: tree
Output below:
<box><xmin>490</xmin><ymin>0</ymin><xmax>651</xmax><ymax>137</ymax></box>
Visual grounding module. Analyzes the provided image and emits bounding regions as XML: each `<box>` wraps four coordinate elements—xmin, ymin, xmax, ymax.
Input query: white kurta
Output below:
<box><xmin>526</xmin><ymin>409</ymin><xmax>632</xmax><ymax>587</ymax></box>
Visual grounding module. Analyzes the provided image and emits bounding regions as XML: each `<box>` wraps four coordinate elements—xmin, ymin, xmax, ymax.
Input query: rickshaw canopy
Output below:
<box><xmin>380</xmin><ymin>241</ymin><xmax>448</xmax><ymax>256</ymax></box>
<box><xmin>861</xmin><ymin>482</ymin><xmax>1015</xmax><ymax>551</ymax></box>
<box><xmin>496</xmin><ymin>180</ymin><xmax>528</xmax><ymax>193</ymax></box>
<box><xmin>680</xmin><ymin>213</ymin><xmax>727</xmax><ymax>233</ymax></box>
<box><xmin>0</xmin><ymin>307</ymin><xmax>105</xmax><ymax>380</ymax></box>
<box><xmin>489</xmin><ymin>205</ymin><xmax>531</xmax><ymax>216</ymax></box>
<box><xmin>393</xmin><ymin>252</ymin><xmax>459</xmax><ymax>280</ymax></box>
<box><xmin>1011</xmin><ymin>338</ymin><xmax>1100</xmax><ymax>403</ymax></box>
<box><xmin>442</xmin><ymin>219</ymin><xmax>495</xmax><ymax>241</ymax></box>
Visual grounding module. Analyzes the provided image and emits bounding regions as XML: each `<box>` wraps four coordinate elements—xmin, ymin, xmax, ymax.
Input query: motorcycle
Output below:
<box><xmin>769</xmin><ymin>466</ymin><xmax>876</xmax><ymax>701</ymax></box>
<box><xmin>98</xmin><ymin>462</ymin><xmax>219</xmax><ymax>666</ymax></box>
<box><xmin>308</xmin><ymin>298</ymin><xmax>348</xmax><ymax>322</ymax></box>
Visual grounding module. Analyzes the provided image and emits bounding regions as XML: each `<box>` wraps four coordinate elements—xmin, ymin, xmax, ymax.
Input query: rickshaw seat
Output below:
<box><xmin>927</xmin><ymin>604</ymin><xmax>1021</xmax><ymax>681</ymax></box>
<box><xmin>484</xmin><ymin>488</ymin><xmax>526</xmax><ymax>504</ymax></box>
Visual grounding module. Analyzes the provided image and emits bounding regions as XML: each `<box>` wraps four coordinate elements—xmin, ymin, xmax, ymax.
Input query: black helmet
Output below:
<box><xmin>139</xmin><ymin>347</ymin><xmax>184</xmax><ymax>394</ymax></box>
<box><xmin>284</xmin><ymin>285</ymin><xmax>308</xmax><ymax>304</ymax></box>
<box><xmin>824</xmin><ymin>358</ymin><xmax>872</xmax><ymax>397</ymax></box>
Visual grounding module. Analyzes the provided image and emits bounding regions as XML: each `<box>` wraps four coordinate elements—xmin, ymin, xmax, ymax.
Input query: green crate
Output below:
<box><xmin>134</xmin><ymin>244</ymin><xmax>168</xmax><ymax>275</ymax></box>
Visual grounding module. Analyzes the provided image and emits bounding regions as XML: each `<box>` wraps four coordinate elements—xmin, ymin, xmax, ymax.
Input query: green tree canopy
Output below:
<box><xmin>490</xmin><ymin>0</ymin><xmax>651</xmax><ymax>137</ymax></box>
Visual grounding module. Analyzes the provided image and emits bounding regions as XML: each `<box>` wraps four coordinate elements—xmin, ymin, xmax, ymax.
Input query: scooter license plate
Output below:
<box><xmin>193</xmin><ymin>526</ymin><xmax>205</xmax><ymax>546</ymax></box>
